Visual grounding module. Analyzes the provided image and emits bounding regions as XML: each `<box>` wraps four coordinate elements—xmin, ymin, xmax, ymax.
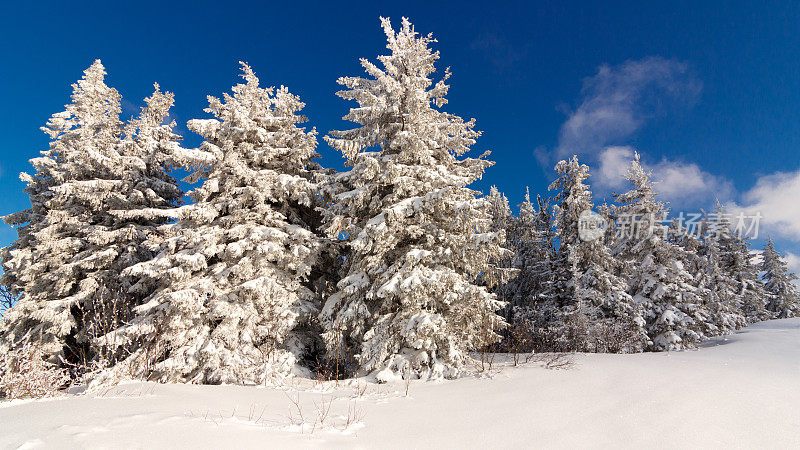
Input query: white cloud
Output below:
<box><xmin>596</xmin><ymin>146</ymin><xmax>634</xmax><ymax>190</ymax></box>
<box><xmin>120</xmin><ymin>98</ymin><xmax>142</xmax><ymax>117</ymax></box>
<box><xmin>652</xmin><ymin>159</ymin><xmax>734</xmax><ymax>207</ymax></box>
<box><xmin>595</xmin><ymin>146</ymin><xmax>733</xmax><ymax>208</ymax></box>
<box><xmin>545</xmin><ymin>56</ymin><xmax>713</xmax><ymax>208</ymax></box>
<box><xmin>730</xmin><ymin>169</ymin><xmax>800</xmax><ymax>242</ymax></box>
<box><xmin>786</xmin><ymin>252</ymin><xmax>800</xmax><ymax>274</ymax></box>
<box><xmin>470</xmin><ymin>32</ymin><xmax>527</xmax><ymax>74</ymax></box>
<box><xmin>554</xmin><ymin>57</ymin><xmax>701</xmax><ymax>160</ymax></box>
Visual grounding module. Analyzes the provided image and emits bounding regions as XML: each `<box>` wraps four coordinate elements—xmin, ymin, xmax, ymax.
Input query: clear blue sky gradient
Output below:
<box><xmin>1</xmin><ymin>1</ymin><xmax>798</xmax><ymax>256</ymax></box>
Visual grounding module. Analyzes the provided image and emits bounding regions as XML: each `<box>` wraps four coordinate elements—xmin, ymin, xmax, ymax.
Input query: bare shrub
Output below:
<box><xmin>281</xmin><ymin>391</ymin><xmax>364</xmax><ymax>434</ymax></box>
<box><xmin>527</xmin><ymin>352</ymin><xmax>575</xmax><ymax>370</ymax></box>
<box><xmin>526</xmin><ymin>311</ymin><xmax>643</xmax><ymax>354</ymax></box>
<box><xmin>497</xmin><ymin>317</ymin><xmax>537</xmax><ymax>366</ymax></box>
<box><xmin>0</xmin><ymin>340</ymin><xmax>71</xmax><ymax>399</ymax></box>
<box><xmin>0</xmin><ymin>285</ymin><xmax>16</xmax><ymax>320</ymax></box>
<box><xmin>80</xmin><ymin>285</ymin><xmax>134</xmax><ymax>369</ymax></box>
<box><xmin>342</xmin><ymin>400</ymin><xmax>365</xmax><ymax>430</ymax></box>
<box><xmin>477</xmin><ymin>310</ymin><xmax>505</xmax><ymax>372</ymax></box>
<box><xmin>352</xmin><ymin>380</ymin><xmax>368</xmax><ymax>398</ymax></box>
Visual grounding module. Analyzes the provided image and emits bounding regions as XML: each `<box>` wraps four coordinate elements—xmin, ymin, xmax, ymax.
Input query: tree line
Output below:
<box><xmin>1</xmin><ymin>17</ymin><xmax>797</xmax><ymax>388</ymax></box>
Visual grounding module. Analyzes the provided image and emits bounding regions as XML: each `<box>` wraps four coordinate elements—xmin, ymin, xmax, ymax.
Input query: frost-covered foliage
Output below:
<box><xmin>695</xmin><ymin>207</ymin><xmax>749</xmax><ymax>334</ymax></box>
<box><xmin>483</xmin><ymin>186</ymin><xmax>518</xmax><ymax>314</ymax></box>
<box><xmin>706</xmin><ymin>205</ymin><xmax>769</xmax><ymax>324</ymax></box>
<box><xmin>495</xmin><ymin>189</ymin><xmax>565</xmax><ymax>352</ymax></box>
<box><xmin>543</xmin><ymin>156</ymin><xmax>646</xmax><ymax>352</ymax></box>
<box><xmin>107</xmin><ymin>63</ymin><xmax>326</xmax><ymax>384</ymax></box>
<box><xmin>495</xmin><ymin>189</ymin><xmax>559</xmax><ymax>346</ymax></box>
<box><xmin>508</xmin><ymin>191</ymin><xmax>557</xmax><ymax>312</ymax></box>
<box><xmin>612</xmin><ymin>154</ymin><xmax>703</xmax><ymax>350</ymax></box>
<box><xmin>725</xmin><ymin>241</ymin><xmax>768</xmax><ymax>323</ymax></box>
<box><xmin>320</xmin><ymin>17</ymin><xmax>507</xmax><ymax>381</ymax></box>
<box><xmin>761</xmin><ymin>238</ymin><xmax>800</xmax><ymax>318</ymax></box>
<box><xmin>0</xmin><ymin>340</ymin><xmax>70</xmax><ymax>400</ymax></box>
<box><xmin>1</xmin><ymin>61</ymin><xmax>183</xmax><ymax>367</ymax></box>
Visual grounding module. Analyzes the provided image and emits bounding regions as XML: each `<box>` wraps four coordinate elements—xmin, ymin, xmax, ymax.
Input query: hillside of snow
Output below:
<box><xmin>2</xmin><ymin>318</ymin><xmax>798</xmax><ymax>449</ymax></box>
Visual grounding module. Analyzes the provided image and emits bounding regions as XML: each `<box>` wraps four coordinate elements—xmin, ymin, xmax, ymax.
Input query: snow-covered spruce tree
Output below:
<box><xmin>694</xmin><ymin>233</ymin><xmax>743</xmax><ymax>336</ymax></box>
<box><xmin>505</xmin><ymin>189</ymin><xmax>537</xmax><ymax>311</ymax></box>
<box><xmin>487</xmin><ymin>186</ymin><xmax>512</xmax><ymax>232</ymax></box>
<box><xmin>667</xmin><ymin>217</ymin><xmax>719</xmax><ymax>339</ymax></box>
<box><xmin>112</xmin><ymin>63</ymin><xmax>325</xmax><ymax>384</ymax></box>
<box><xmin>499</xmin><ymin>190</ymin><xmax>559</xmax><ymax>351</ymax></box>
<box><xmin>0</xmin><ymin>61</ymin><xmax>183</xmax><ymax>367</ymax></box>
<box><xmin>707</xmin><ymin>204</ymin><xmax>768</xmax><ymax>323</ymax></box>
<box><xmin>728</xmin><ymin>237</ymin><xmax>769</xmax><ymax>323</ymax></box>
<box><xmin>698</xmin><ymin>204</ymin><xmax>749</xmax><ymax>332</ymax></box>
<box><xmin>595</xmin><ymin>202</ymin><xmax>621</xmax><ymax>251</ymax></box>
<box><xmin>320</xmin><ymin>17</ymin><xmax>507</xmax><ymax>381</ymax></box>
<box><xmin>530</xmin><ymin>194</ymin><xmax>559</xmax><ymax>305</ymax></box>
<box><xmin>483</xmin><ymin>186</ymin><xmax>517</xmax><ymax>317</ymax></box>
<box><xmin>485</xmin><ymin>187</ymin><xmax>515</xmax><ymax>274</ymax></box>
<box><xmin>122</xmin><ymin>83</ymin><xmax>188</xmax><ymax>194</ymax></box>
<box><xmin>761</xmin><ymin>237</ymin><xmax>800</xmax><ymax>318</ymax></box>
<box><xmin>546</xmin><ymin>156</ymin><xmax>646</xmax><ymax>353</ymax></box>
<box><xmin>612</xmin><ymin>153</ymin><xmax>704</xmax><ymax>350</ymax></box>
<box><xmin>506</xmin><ymin>190</ymin><xmax>556</xmax><ymax>316</ymax></box>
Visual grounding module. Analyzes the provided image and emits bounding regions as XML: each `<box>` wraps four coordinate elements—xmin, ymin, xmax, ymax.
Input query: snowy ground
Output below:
<box><xmin>2</xmin><ymin>319</ymin><xmax>798</xmax><ymax>449</ymax></box>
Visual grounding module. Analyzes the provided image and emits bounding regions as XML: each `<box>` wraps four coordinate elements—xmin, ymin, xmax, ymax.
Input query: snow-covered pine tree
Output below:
<box><xmin>700</xmin><ymin>204</ymin><xmax>749</xmax><ymax>332</ymax></box>
<box><xmin>729</xmin><ymin>238</ymin><xmax>769</xmax><ymax>323</ymax></box>
<box><xmin>320</xmin><ymin>17</ymin><xmax>507</xmax><ymax>381</ymax></box>
<box><xmin>111</xmin><ymin>63</ymin><xmax>325</xmax><ymax>384</ymax></box>
<box><xmin>487</xmin><ymin>186</ymin><xmax>512</xmax><ymax>231</ymax></box>
<box><xmin>499</xmin><ymin>189</ymin><xmax>558</xmax><ymax>351</ymax></box>
<box><xmin>505</xmin><ymin>189</ymin><xmax>537</xmax><ymax>311</ymax></box>
<box><xmin>667</xmin><ymin>216</ymin><xmax>720</xmax><ymax>339</ymax></box>
<box><xmin>707</xmin><ymin>204</ymin><xmax>769</xmax><ymax>323</ymax></box>
<box><xmin>612</xmin><ymin>153</ymin><xmax>701</xmax><ymax>351</ymax></box>
<box><xmin>0</xmin><ymin>61</ymin><xmax>183</xmax><ymax>367</ymax></box>
<box><xmin>547</xmin><ymin>156</ymin><xmax>646</xmax><ymax>352</ymax></box>
<box><xmin>761</xmin><ymin>237</ymin><xmax>800</xmax><ymax>318</ymax></box>
<box><xmin>484</xmin><ymin>186</ymin><xmax>517</xmax><ymax>307</ymax></box>
<box><xmin>531</xmin><ymin>194</ymin><xmax>559</xmax><ymax>304</ymax></box>
<box><xmin>595</xmin><ymin>202</ymin><xmax>621</xmax><ymax>253</ymax></box>
<box><xmin>693</xmin><ymin>232</ymin><xmax>743</xmax><ymax>336</ymax></box>
<box><xmin>121</xmin><ymin>84</ymin><xmax>187</xmax><ymax>206</ymax></box>
<box><xmin>506</xmin><ymin>190</ymin><xmax>556</xmax><ymax>316</ymax></box>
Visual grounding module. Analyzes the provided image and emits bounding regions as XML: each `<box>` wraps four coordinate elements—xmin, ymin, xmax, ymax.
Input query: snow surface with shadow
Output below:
<box><xmin>2</xmin><ymin>319</ymin><xmax>799</xmax><ymax>449</ymax></box>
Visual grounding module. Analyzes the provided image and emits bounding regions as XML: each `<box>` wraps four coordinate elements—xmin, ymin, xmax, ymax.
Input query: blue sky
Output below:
<box><xmin>1</xmin><ymin>0</ymin><xmax>799</xmax><ymax>268</ymax></box>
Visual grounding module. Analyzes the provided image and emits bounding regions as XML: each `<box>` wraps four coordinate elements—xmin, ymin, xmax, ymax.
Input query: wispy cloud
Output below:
<box><xmin>596</xmin><ymin>146</ymin><xmax>734</xmax><ymax>209</ymax></box>
<box><xmin>653</xmin><ymin>159</ymin><xmax>734</xmax><ymax>206</ymax></box>
<box><xmin>553</xmin><ymin>57</ymin><xmax>701</xmax><ymax>161</ymax></box>
<box><xmin>595</xmin><ymin>146</ymin><xmax>636</xmax><ymax>190</ymax></box>
<box><xmin>120</xmin><ymin>98</ymin><xmax>142</xmax><ymax>119</ymax></box>
<box><xmin>729</xmin><ymin>169</ymin><xmax>800</xmax><ymax>242</ymax></box>
<box><xmin>470</xmin><ymin>32</ymin><xmax>528</xmax><ymax>75</ymax></box>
